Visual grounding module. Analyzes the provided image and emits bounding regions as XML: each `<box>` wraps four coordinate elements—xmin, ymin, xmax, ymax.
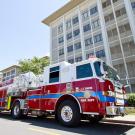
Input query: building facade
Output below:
<box><xmin>0</xmin><ymin>65</ymin><xmax>20</xmax><ymax>82</ymax></box>
<box><xmin>43</xmin><ymin>0</ymin><xmax>135</xmax><ymax>92</ymax></box>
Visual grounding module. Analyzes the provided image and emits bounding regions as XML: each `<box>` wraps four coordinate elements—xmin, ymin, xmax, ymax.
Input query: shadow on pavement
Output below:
<box><xmin>0</xmin><ymin>113</ymin><xmax>134</xmax><ymax>135</ymax></box>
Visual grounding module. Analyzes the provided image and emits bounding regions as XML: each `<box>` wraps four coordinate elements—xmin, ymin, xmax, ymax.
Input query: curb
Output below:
<box><xmin>103</xmin><ymin>119</ymin><xmax>135</xmax><ymax>125</ymax></box>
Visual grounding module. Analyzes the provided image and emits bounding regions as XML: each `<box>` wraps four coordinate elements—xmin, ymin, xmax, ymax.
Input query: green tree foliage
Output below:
<box><xmin>19</xmin><ymin>56</ymin><xmax>50</xmax><ymax>75</ymax></box>
<box><xmin>127</xmin><ymin>93</ymin><xmax>135</xmax><ymax>107</ymax></box>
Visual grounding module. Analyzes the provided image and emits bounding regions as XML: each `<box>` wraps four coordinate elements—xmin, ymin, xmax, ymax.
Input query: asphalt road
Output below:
<box><xmin>0</xmin><ymin>113</ymin><xmax>135</xmax><ymax>135</ymax></box>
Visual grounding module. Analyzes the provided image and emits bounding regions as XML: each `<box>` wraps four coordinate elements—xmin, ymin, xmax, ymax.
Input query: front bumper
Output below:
<box><xmin>106</xmin><ymin>106</ymin><xmax>125</xmax><ymax>116</ymax></box>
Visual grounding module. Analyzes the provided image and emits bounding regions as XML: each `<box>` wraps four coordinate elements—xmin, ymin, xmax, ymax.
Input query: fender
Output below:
<box><xmin>12</xmin><ymin>99</ymin><xmax>25</xmax><ymax>109</ymax></box>
<box><xmin>55</xmin><ymin>94</ymin><xmax>82</xmax><ymax>113</ymax></box>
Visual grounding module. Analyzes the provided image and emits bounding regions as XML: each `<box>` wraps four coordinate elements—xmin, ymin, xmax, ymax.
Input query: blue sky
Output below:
<box><xmin>0</xmin><ymin>0</ymin><xmax>69</xmax><ymax>70</ymax></box>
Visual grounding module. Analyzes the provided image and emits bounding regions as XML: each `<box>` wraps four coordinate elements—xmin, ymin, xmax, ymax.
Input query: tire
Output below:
<box><xmin>89</xmin><ymin>115</ymin><xmax>103</xmax><ymax>124</ymax></box>
<box><xmin>11</xmin><ymin>102</ymin><xmax>22</xmax><ymax>119</ymax></box>
<box><xmin>57</xmin><ymin>100</ymin><xmax>81</xmax><ymax>127</ymax></box>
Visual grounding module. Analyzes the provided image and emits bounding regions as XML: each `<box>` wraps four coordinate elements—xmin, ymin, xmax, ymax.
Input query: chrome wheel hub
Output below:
<box><xmin>14</xmin><ymin>105</ymin><xmax>20</xmax><ymax>116</ymax></box>
<box><xmin>61</xmin><ymin>106</ymin><xmax>73</xmax><ymax>122</ymax></box>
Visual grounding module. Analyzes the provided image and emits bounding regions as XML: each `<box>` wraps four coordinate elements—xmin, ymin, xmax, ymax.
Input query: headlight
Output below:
<box><xmin>103</xmin><ymin>91</ymin><xmax>115</xmax><ymax>96</ymax></box>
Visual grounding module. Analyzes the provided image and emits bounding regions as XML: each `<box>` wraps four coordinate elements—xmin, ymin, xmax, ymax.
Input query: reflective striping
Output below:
<box><xmin>27</xmin><ymin>91</ymin><xmax>116</xmax><ymax>103</ymax></box>
<box><xmin>28</xmin><ymin>94</ymin><xmax>62</xmax><ymax>100</ymax></box>
<box><xmin>7</xmin><ymin>96</ymin><xmax>12</xmax><ymax>110</ymax></box>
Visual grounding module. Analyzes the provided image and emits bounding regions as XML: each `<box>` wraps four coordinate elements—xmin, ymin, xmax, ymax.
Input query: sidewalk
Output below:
<box><xmin>103</xmin><ymin>115</ymin><xmax>135</xmax><ymax>124</ymax></box>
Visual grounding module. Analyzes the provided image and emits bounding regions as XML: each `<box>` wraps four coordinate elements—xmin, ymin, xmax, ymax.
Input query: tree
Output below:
<box><xmin>19</xmin><ymin>56</ymin><xmax>50</xmax><ymax>75</ymax></box>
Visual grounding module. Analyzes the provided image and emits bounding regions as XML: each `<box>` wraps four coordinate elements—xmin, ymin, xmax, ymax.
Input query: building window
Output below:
<box><xmin>131</xmin><ymin>2</ymin><xmax>135</xmax><ymax>9</ymax></box>
<box><xmin>92</xmin><ymin>19</ymin><xmax>100</xmax><ymax>29</ymax></box>
<box><xmin>7</xmin><ymin>72</ymin><xmax>10</xmax><ymax>77</ymax></box>
<box><xmin>3</xmin><ymin>73</ymin><xmax>6</xmax><ymax>77</ymax></box>
<box><xmin>115</xmin><ymin>7</ymin><xmax>126</xmax><ymax>18</ymax></box>
<box><xmin>75</xmin><ymin>56</ymin><xmax>82</xmax><ymax>62</ymax></box>
<box><xmin>11</xmin><ymin>69</ymin><xmax>15</xmax><ymax>75</ymax></box>
<box><xmin>72</xmin><ymin>16</ymin><xmax>79</xmax><ymax>25</ymax></box>
<box><xmin>68</xmin><ymin>59</ymin><xmax>74</xmax><ymax>64</ymax></box>
<box><xmin>107</xmin><ymin>28</ymin><xmax>118</xmax><ymax>38</ymax></box>
<box><xmin>66</xmin><ymin>20</ymin><xmax>72</xmax><ymax>30</ymax></box>
<box><xmin>85</xmin><ymin>37</ymin><xmax>93</xmax><ymax>46</ymax></box>
<box><xmin>11</xmin><ymin>75</ymin><xmax>15</xmax><ymax>79</ymax></box>
<box><xmin>58</xmin><ymin>37</ymin><xmax>64</xmax><ymax>44</ymax></box>
<box><xmin>94</xmin><ymin>34</ymin><xmax>103</xmax><ymax>43</ymax></box>
<box><xmin>104</xmin><ymin>13</ymin><xmax>114</xmax><ymax>23</ymax></box>
<box><xmin>119</xmin><ymin>23</ymin><xmax>131</xmax><ymax>34</ymax></box>
<box><xmin>76</xmin><ymin>63</ymin><xmax>93</xmax><ymax>79</ymax></box>
<box><xmin>67</xmin><ymin>45</ymin><xmax>73</xmax><ymax>52</ymax></box>
<box><xmin>102</xmin><ymin>0</ymin><xmax>111</xmax><ymax>9</ymax></box>
<box><xmin>90</xmin><ymin>6</ymin><xmax>98</xmax><ymax>15</ymax></box>
<box><xmin>58</xmin><ymin>24</ymin><xmax>63</xmax><ymax>33</ymax></box>
<box><xmin>74</xmin><ymin>42</ymin><xmax>81</xmax><ymax>50</ymax></box>
<box><xmin>59</xmin><ymin>48</ymin><xmax>64</xmax><ymax>56</ymax></box>
<box><xmin>86</xmin><ymin>52</ymin><xmax>94</xmax><ymax>59</ymax></box>
<box><xmin>83</xmin><ymin>24</ymin><xmax>91</xmax><ymax>32</ymax></box>
<box><xmin>49</xmin><ymin>66</ymin><xmax>60</xmax><ymax>83</ymax></box>
<box><xmin>112</xmin><ymin>0</ymin><xmax>118</xmax><ymax>3</ymax></box>
<box><xmin>67</xmin><ymin>32</ymin><xmax>72</xmax><ymax>40</ymax></box>
<box><xmin>94</xmin><ymin>62</ymin><xmax>103</xmax><ymax>77</ymax></box>
<box><xmin>73</xmin><ymin>29</ymin><xmax>80</xmax><ymax>37</ymax></box>
<box><xmin>96</xmin><ymin>50</ymin><xmax>105</xmax><ymax>58</ymax></box>
<box><xmin>82</xmin><ymin>10</ymin><xmax>89</xmax><ymax>20</ymax></box>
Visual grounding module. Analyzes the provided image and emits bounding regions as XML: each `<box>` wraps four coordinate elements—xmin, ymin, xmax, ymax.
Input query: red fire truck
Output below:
<box><xmin>0</xmin><ymin>58</ymin><xmax>127</xmax><ymax>126</ymax></box>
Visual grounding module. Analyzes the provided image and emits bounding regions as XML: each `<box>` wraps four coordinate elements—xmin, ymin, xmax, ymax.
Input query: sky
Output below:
<box><xmin>0</xmin><ymin>0</ymin><xmax>69</xmax><ymax>70</ymax></box>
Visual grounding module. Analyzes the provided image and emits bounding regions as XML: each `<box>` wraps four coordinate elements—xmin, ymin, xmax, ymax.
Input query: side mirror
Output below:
<box><xmin>117</xmin><ymin>75</ymin><xmax>120</xmax><ymax>80</ymax></box>
<box><xmin>124</xmin><ymin>85</ymin><xmax>130</xmax><ymax>88</ymax></box>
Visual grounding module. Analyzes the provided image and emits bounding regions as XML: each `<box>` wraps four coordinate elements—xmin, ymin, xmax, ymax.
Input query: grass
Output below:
<box><xmin>125</xmin><ymin>107</ymin><xmax>135</xmax><ymax>115</ymax></box>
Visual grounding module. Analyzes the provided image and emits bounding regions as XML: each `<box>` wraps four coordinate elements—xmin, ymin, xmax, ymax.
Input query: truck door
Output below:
<box><xmin>74</xmin><ymin>63</ymin><xmax>99</xmax><ymax>113</ymax></box>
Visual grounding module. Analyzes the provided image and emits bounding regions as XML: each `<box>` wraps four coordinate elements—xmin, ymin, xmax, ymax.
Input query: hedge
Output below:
<box><xmin>127</xmin><ymin>93</ymin><xmax>135</xmax><ymax>107</ymax></box>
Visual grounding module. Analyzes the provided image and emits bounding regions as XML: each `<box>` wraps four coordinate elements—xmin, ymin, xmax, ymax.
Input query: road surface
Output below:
<box><xmin>0</xmin><ymin>113</ymin><xmax>135</xmax><ymax>135</ymax></box>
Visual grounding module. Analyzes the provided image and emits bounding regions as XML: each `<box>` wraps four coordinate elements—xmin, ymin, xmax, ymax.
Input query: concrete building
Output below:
<box><xmin>0</xmin><ymin>73</ymin><xmax>3</xmax><ymax>83</ymax></box>
<box><xmin>0</xmin><ymin>65</ymin><xmax>20</xmax><ymax>82</ymax></box>
<box><xmin>42</xmin><ymin>0</ymin><xmax>135</xmax><ymax>92</ymax></box>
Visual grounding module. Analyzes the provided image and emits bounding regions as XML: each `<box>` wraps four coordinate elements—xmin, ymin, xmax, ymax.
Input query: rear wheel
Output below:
<box><xmin>11</xmin><ymin>102</ymin><xmax>22</xmax><ymax>119</ymax></box>
<box><xmin>57</xmin><ymin>100</ymin><xmax>81</xmax><ymax>127</ymax></box>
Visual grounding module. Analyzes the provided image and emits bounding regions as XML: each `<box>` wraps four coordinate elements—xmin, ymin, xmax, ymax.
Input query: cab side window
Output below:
<box><xmin>49</xmin><ymin>66</ymin><xmax>60</xmax><ymax>83</ymax></box>
<box><xmin>76</xmin><ymin>63</ymin><xmax>93</xmax><ymax>79</ymax></box>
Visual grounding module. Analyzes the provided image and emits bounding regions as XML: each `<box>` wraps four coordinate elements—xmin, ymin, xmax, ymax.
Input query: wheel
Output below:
<box><xmin>89</xmin><ymin>115</ymin><xmax>103</xmax><ymax>123</ymax></box>
<box><xmin>57</xmin><ymin>100</ymin><xmax>81</xmax><ymax>127</ymax></box>
<box><xmin>11</xmin><ymin>102</ymin><xmax>22</xmax><ymax>119</ymax></box>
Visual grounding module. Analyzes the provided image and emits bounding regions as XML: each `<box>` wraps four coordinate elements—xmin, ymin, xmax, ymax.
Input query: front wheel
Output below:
<box><xmin>11</xmin><ymin>102</ymin><xmax>22</xmax><ymax>119</ymax></box>
<box><xmin>57</xmin><ymin>100</ymin><xmax>81</xmax><ymax>127</ymax></box>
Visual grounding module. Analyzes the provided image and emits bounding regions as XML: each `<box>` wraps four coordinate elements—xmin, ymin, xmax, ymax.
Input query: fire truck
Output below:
<box><xmin>0</xmin><ymin>58</ymin><xmax>127</xmax><ymax>126</ymax></box>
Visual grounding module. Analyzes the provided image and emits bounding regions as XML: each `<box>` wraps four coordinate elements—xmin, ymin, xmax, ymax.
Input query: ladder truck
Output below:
<box><xmin>0</xmin><ymin>57</ymin><xmax>127</xmax><ymax>126</ymax></box>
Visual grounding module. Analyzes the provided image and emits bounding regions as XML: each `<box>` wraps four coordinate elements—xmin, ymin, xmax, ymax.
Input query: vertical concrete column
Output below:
<box><xmin>97</xmin><ymin>0</ymin><xmax>112</xmax><ymax>66</ymax></box>
<box><xmin>50</xmin><ymin>26</ymin><xmax>53</xmax><ymax>65</ymax></box>
<box><xmin>77</xmin><ymin>6</ymin><xmax>86</xmax><ymax>61</ymax></box>
<box><xmin>124</xmin><ymin>0</ymin><xmax>135</xmax><ymax>42</ymax></box>
<box><xmin>63</xmin><ymin>16</ymin><xmax>68</xmax><ymax>62</ymax></box>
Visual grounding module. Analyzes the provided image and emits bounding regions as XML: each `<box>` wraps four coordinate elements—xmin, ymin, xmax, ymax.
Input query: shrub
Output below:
<box><xmin>127</xmin><ymin>93</ymin><xmax>135</xmax><ymax>107</ymax></box>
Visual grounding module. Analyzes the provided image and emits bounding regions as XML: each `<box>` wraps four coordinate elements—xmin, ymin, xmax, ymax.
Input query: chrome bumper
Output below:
<box><xmin>106</xmin><ymin>106</ymin><xmax>125</xmax><ymax>116</ymax></box>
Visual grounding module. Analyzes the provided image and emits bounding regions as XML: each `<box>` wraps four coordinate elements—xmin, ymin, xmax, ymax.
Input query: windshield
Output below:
<box><xmin>94</xmin><ymin>61</ymin><xmax>103</xmax><ymax>77</ymax></box>
<box><xmin>94</xmin><ymin>61</ymin><xmax>120</xmax><ymax>81</ymax></box>
<box><xmin>103</xmin><ymin>63</ymin><xmax>120</xmax><ymax>81</ymax></box>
